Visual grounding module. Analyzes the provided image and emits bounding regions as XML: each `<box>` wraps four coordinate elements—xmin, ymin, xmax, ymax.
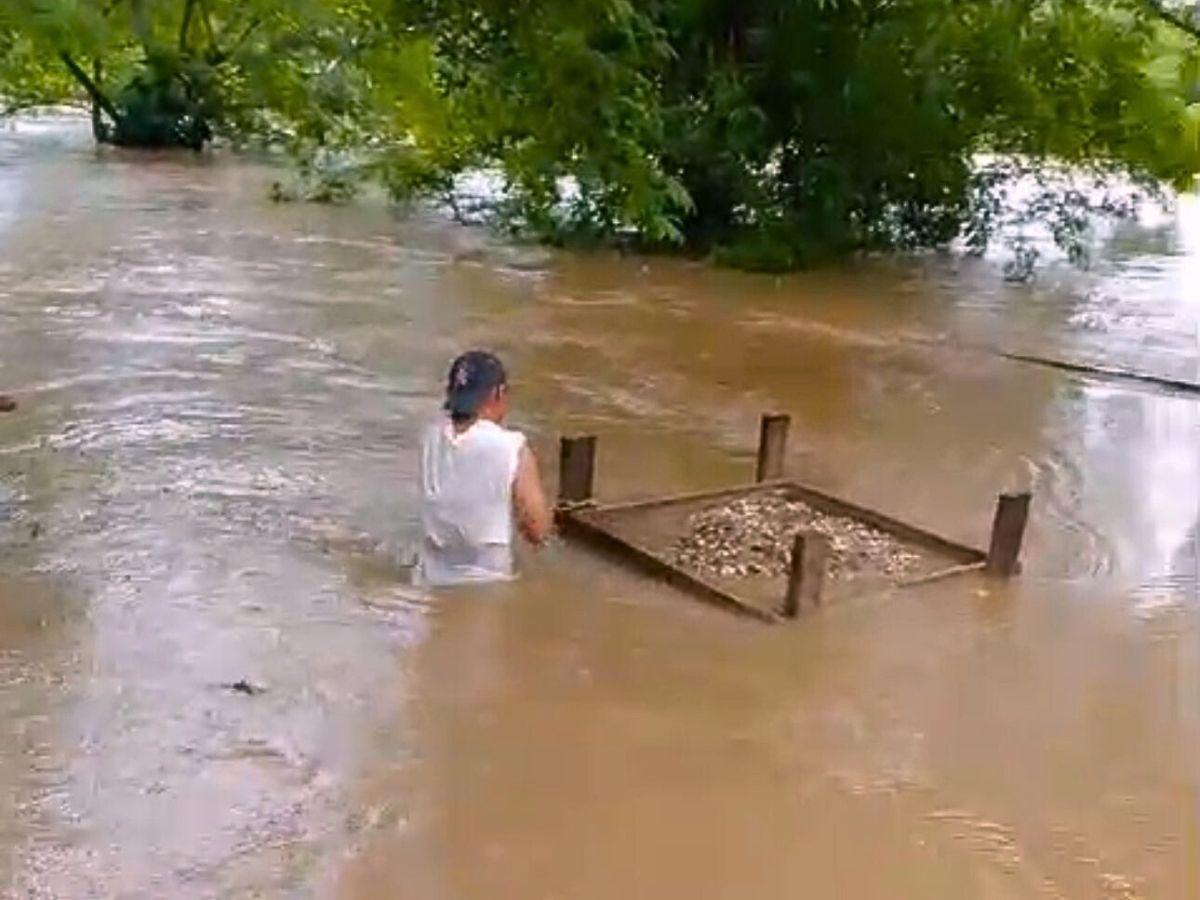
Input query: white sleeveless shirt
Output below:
<box><xmin>417</xmin><ymin>418</ymin><xmax>526</xmax><ymax>586</ymax></box>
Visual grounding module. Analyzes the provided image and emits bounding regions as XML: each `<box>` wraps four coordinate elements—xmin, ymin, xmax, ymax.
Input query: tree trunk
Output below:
<box><xmin>90</xmin><ymin>59</ymin><xmax>104</xmax><ymax>141</ymax></box>
<box><xmin>59</xmin><ymin>52</ymin><xmax>122</xmax><ymax>133</ymax></box>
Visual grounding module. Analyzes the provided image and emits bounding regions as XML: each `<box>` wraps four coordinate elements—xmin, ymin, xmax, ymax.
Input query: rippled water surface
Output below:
<box><xmin>1</xmin><ymin>117</ymin><xmax>1197</xmax><ymax>898</ymax></box>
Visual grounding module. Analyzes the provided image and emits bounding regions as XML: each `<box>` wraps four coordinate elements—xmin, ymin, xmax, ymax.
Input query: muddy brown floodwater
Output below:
<box><xmin>1</xmin><ymin>116</ymin><xmax>1197</xmax><ymax>899</ymax></box>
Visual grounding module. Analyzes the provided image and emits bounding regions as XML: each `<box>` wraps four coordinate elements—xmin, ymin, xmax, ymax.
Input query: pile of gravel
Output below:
<box><xmin>670</xmin><ymin>492</ymin><xmax>922</xmax><ymax>580</ymax></box>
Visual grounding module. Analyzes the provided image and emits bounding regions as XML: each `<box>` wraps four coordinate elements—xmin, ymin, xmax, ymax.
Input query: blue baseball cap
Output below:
<box><xmin>444</xmin><ymin>350</ymin><xmax>507</xmax><ymax>417</ymax></box>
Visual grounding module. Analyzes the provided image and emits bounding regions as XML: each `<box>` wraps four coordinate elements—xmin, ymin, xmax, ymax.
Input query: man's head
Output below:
<box><xmin>444</xmin><ymin>350</ymin><xmax>509</xmax><ymax>423</ymax></box>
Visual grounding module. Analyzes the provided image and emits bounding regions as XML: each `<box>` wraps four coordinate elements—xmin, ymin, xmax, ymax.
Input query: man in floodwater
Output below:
<box><xmin>417</xmin><ymin>350</ymin><xmax>553</xmax><ymax>586</ymax></box>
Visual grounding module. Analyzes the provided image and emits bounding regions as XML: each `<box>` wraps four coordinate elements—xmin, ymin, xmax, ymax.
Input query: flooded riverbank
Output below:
<box><xmin>1</xmin><ymin>116</ymin><xmax>1196</xmax><ymax>898</ymax></box>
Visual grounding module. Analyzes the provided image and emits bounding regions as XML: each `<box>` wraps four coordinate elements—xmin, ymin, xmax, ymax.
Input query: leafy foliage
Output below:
<box><xmin>2</xmin><ymin>0</ymin><xmax>1198</xmax><ymax>266</ymax></box>
<box><xmin>0</xmin><ymin>0</ymin><xmax>435</xmax><ymax>151</ymax></box>
<box><xmin>649</xmin><ymin>0</ymin><xmax>1200</xmax><ymax>266</ymax></box>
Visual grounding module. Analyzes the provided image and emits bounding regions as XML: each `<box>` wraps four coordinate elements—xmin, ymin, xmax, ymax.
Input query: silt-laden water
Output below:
<box><xmin>1</xmin><ymin>117</ymin><xmax>1196</xmax><ymax>898</ymax></box>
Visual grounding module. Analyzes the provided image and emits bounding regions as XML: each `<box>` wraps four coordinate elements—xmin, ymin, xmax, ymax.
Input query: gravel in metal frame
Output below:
<box><xmin>670</xmin><ymin>492</ymin><xmax>923</xmax><ymax>581</ymax></box>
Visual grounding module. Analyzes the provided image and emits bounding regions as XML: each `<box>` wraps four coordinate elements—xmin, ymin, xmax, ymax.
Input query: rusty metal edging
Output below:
<box><xmin>556</xmin><ymin>418</ymin><xmax>1029</xmax><ymax>623</ymax></box>
<box><xmin>556</xmin><ymin>508</ymin><xmax>779</xmax><ymax>624</ymax></box>
<box><xmin>582</xmin><ymin>479</ymin><xmax>792</xmax><ymax>516</ymax></box>
<box><xmin>579</xmin><ymin>479</ymin><xmax>988</xmax><ymax>565</ymax></box>
<box><xmin>778</xmin><ymin>483</ymin><xmax>987</xmax><ymax>565</ymax></box>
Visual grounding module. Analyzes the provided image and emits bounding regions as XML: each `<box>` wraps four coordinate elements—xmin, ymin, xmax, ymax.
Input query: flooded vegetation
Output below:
<box><xmin>0</xmin><ymin>118</ymin><xmax>1197</xmax><ymax>898</ymax></box>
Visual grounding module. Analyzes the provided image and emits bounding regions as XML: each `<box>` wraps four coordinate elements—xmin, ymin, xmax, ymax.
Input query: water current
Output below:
<box><xmin>1</xmin><ymin>116</ymin><xmax>1196</xmax><ymax>898</ymax></box>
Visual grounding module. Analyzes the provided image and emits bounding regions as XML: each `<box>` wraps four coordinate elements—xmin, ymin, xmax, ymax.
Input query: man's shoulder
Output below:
<box><xmin>475</xmin><ymin>419</ymin><xmax>525</xmax><ymax>440</ymax></box>
<box><xmin>421</xmin><ymin>418</ymin><xmax>525</xmax><ymax>452</ymax></box>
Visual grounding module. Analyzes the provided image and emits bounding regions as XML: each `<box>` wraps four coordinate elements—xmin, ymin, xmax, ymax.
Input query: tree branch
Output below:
<box><xmin>207</xmin><ymin>14</ymin><xmax>263</xmax><ymax>65</ymax></box>
<box><xmin>180</xmin><ymin>0</ymin><xmax>198</xmax><ymax>51</ymax></box>
<box><xmin>1142</xmin><ymin>0</ymin><xmax>1200</xmax><ymax>41</ymax></box>
<box><xmin>199</xmin><ymin>0</ymin><xmax>218</xmax><ymax>51</ymax></box>
<box><xmin>129</xmin><ymin>0</ymin><xmax>152</xmax><ymax>48</ymax></box>
<box><xmin>226</xmin><ymin>17</ymin><xmax>262</xmax><ymax>58</ymax></box>
<box><xmin>58</xmin><ymin>52</ymin><xmax>122</xmax><ymax>125</ymax></box>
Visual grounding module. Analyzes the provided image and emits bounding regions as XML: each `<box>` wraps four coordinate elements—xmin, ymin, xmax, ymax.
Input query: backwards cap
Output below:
<box><xmin>444</xmin><ymin>350</ymin><xmax>507</xmax><ymax>418</ymax></box>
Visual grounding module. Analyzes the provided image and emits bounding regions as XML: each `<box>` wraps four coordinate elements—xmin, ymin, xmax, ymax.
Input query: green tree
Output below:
<box><xmin>686</xmin><ymin>1</ymin><xmax>1193</xmax><ymax>263</ymax></box>
<box><xmin>0</xmin><ymin>0</ymin><xmax>440</xmax><ymax>152</ymax></box>
<box><xmin>383</xmin><ymin>0</ymin><xmax>1200</xmax><ymax>265</ymax></box>
<box><xmin>3</xmin><ymin>0</ymin><xmax>1198</xmax><ymax>267</ymax></box>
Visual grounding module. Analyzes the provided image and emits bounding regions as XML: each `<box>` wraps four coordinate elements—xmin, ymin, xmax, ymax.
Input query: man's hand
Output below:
<box><xmin>513</xmin><ymin>444</ymin><xmax>553</xmax><ymax>545</ymax></box>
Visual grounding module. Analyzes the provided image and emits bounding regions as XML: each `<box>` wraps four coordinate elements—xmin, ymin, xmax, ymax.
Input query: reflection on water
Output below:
<box><xmin>0</xmin><ymin>116</ymin><xmax>1196</xmax><ymax>898</ymax></box>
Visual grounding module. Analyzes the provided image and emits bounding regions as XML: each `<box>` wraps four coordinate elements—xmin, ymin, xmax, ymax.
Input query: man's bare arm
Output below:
<box><xmin>513</xmin><ymin>444</ymin><xmax>553</xmax><ymax>545</ymax></box>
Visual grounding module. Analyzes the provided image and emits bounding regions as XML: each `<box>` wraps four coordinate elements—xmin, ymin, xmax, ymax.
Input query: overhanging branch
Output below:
<box><xmin>180</xmin><ymin>0</ymin><xmax>198</xmax><ymax>51</ymax></box>
<box><xmin>1143</xmin><ymin>0</ymin><xmax>1200</xmax><ymax>41</ymax></box>
<box><xmin>58</xmin><ymin>52</ymin><xmax>122</xmax><ymax>124</ymax></box>
<box><xmin>207</xmin><ymin>14</ymin><xmax>263</xmax><ymax>65</ymax></box>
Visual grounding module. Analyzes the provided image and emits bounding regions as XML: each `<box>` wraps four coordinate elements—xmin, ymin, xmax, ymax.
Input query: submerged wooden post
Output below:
<box><xmin>782</xmin><ymin>531</ymin><xmax>828</xmax><ymax>617</ymax></box>
<box><xmin>986</xmin><ymin>491</ymin><xmax>1031</xmax><ymax>577</ymax></box>
<box><xmin>756</xmin><ymin>413</ymin><xmax>790</xmax><ymax>482</ymax></box>
<box><xmin>558</xmin><ymin>435</ymin><xmax>598</xmax><ymax>506</ymax></box>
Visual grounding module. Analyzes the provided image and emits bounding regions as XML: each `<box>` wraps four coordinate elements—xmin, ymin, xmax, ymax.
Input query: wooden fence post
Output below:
<box><xmin>782</xmin><ymin>531</ymin><xmax>828</xmax><ymax>617</ymax></box>
<box><xmin>558</xmin><ymin>435</ymin><xmax>598</xmax><ymax>506</ymax></box>
<box><xmin>986</xmin><ymin>492</ymin><xmax>1031</xmax><ymax>577</ymax></box>
<box><xmin>756</xmin><ymin>413</ymin><xmax>790</xmax><ymax>483</ymax></box>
